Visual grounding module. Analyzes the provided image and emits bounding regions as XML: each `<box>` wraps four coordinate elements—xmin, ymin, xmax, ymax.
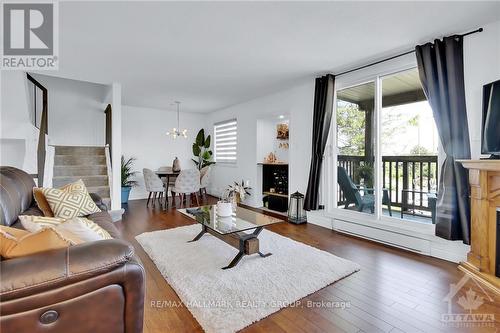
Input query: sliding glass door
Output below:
<box><xmin>332</xmin><ymin>67</ymin><xmax>439</xmax><ymax>226</ymax></box>
<box><xmin>380</xmin><ymin>68</ymin><xmax>438</xmax><ymax>224</ymax></box>
<box><xmin>336</xmin><ymin>81</ymin><xmax>376</xmax><ymax>215</ymax></box>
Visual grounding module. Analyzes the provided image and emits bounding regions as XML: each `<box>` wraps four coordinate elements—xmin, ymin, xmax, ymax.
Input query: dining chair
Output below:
<box><xmin>158</xmin><ymin>166</ymin><xmax>177</xmax><ymax>190</ymax></box>
<box><xmin>171</xmin><ymin>169</ymin><xmax>201</xmax><ymax>207</ymax></box>
<box><xmin>199</xmin><ymin>166</ymin><xmax>212</xmax><ymax>197</ymax></box>
<box><xmin>143</xmin><ymin>168</ymin><xmax>165</xmax><ymax>207</ymax></box>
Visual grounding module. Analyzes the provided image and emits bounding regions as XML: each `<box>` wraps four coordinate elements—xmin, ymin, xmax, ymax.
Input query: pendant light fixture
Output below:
<box><xmin>167</xmin><ymin>101</ymin><xmax>187</xmax><ymax>139</ymax></box>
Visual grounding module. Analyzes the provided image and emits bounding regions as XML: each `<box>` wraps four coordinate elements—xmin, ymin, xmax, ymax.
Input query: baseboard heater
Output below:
<box><xmin>332</xmin><ymin>218</ymin><xmax>429</xmax><ymax>254</ymax></box>
<box><xmin>335</xmin><ymin>227</ymin><xmax>424</xmax><ymax>253</ymax></box>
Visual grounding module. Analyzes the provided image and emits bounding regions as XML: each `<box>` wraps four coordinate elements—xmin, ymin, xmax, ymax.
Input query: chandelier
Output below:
<box><xmin>167</xmin><ymin>101</ymin><xmax>187</xmax><ymax>139</ymax></box>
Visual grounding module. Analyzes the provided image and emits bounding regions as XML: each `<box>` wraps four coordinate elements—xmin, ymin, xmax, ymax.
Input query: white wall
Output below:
<box><xmin>0</xmin><ymin>71</ymin><xmax>38</xmax><ymax>173</ymax></box>
<box><xmin>121</xmin><ymin>105</ymin><xmax>207</xmax><ymax>200</ymax></box>
<box><xmin>256</xmin><ymin>117</ymin><xmax>289</xmax><ymax>164</ymax></box>
<box><xmin>30</xmin><ymin>73</ymin><xmax>108</xmax><ymax>146</ymax></box>
<box><xmin>206</xmin><ymin>79</ymin><xmax>315</xmax><ymax>207</ymax></box>
<box><xmin>464</xmin><ymin>20</ymin><xmax>500</xmax><ymax>158</ymax></box>
<box><xmin>109</xmin><ymin>83</ymin><xmax>122</xmax><ymax>211</ymax></box>
<box><xmin>256</xmin><ymin>119</ymin><xmax>277</xmax><ymax>163</ymax></box>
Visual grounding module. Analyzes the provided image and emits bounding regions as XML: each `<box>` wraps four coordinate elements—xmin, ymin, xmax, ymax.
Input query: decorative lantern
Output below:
<box><xmin>288</xmin><ymin>191</ymin><xmax>307</xmax><ymax>224</ymax></box>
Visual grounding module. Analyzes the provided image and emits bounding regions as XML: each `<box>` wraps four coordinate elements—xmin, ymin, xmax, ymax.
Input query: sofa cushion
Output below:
<box><xmin>87</xmin><ymin>211</ymin><xmax>121</xmax><ymax>239</ymax></box>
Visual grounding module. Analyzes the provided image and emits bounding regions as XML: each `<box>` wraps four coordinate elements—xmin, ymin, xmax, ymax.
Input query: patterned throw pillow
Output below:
<box><xmin>40</xmin><ymin>180</ymin><xmax>101</xmax><ymax>218</ymax></box>
<box><xmin>18</xmin><ymin>215</ymin><xmax>66</xmax><ymax>231</ymax></box>
<box><xmin>19</xmin><ymin>215</ymin><xmax>112</xmax><ymax>242</ymax></box>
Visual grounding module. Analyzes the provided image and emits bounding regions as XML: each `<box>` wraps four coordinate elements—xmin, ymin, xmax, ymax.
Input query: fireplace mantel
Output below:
<box><xmin>458</xmin><ymin>159</ymin><xmax>500</xmax><ymax>294</ymax></box>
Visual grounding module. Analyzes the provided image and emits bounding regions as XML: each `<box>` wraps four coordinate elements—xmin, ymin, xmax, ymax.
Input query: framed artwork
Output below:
<box><xmin>276</xmin><ymin>123</ymin><xmax>289</xmax><ymax>140</ymax></box>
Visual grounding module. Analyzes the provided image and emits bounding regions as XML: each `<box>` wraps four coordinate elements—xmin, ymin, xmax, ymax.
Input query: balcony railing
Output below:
<box><xmin>337</xmin><ymin>155</ymin><xmax>438</xmax><ymax>213</ymax></box>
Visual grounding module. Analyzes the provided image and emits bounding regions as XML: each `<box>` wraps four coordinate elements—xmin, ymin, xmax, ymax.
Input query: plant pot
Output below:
<box><xmin>217</xmin><ymin>201</ymin><xmax>233</xmax><ymax>217</ymax></box>
<box><xmin>121</xmin><ymin>186</ymin><xmax>132</xmax><ymax>204</ymax></box>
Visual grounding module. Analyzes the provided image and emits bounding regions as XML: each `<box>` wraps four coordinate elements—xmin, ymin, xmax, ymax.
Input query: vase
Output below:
<box><xmin>231</xmin><ymin>193</ymin><xmax>241</xmax><ymax>210</ymax></box>
<box><xmin>217</xmin><ymin>201</ymin><xmax>233</xmax><ymax>217</ymax></box>
<box><xmin>172</xmin><ymin>157</ymin><xmax>181</xmax><ymax>172</ymax></box>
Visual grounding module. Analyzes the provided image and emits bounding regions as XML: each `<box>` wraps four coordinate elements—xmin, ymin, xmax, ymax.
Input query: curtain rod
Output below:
<box><xmin>335</xmin><ymin>28</ymin><xmax>483</xmax><ymax>77</ymax></box>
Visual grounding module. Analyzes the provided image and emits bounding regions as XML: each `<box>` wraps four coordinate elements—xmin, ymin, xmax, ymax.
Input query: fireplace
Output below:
<box><xmin>458</xmin><ymin>160</ymin><xmax>500</xmax><ymax>293</ymax></box>
<box><xmin>497</xmin><ymin>208</ymin><xmax>500</xmax><ymax>278</ymax></box>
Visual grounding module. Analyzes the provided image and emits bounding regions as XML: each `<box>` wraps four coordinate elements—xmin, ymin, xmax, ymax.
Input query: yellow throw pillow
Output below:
<box><xmin>40</xmin><ymin>180</ymin><xmax>101</xmax><ymax>218</ymax></box>
<box><xmin>33</xmin><ymin>188</ymin><xmax>55</xmax><ymax>217</ymax></box>
<box><xmin>0</xmin><ymin>225</ymin><xmax>75</xmax><ymax>259</ymax></box>
<box><xmin>19</xmin><ymin>215</ymin><xmax>112</xmax><ymax>242</ymax></box>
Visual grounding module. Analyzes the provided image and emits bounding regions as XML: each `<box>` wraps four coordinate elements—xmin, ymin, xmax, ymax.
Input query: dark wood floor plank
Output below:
<box><xmin>311</xmin><ymin>289</ymin><xmax>392</xmax><ymax>333</ymax></box>
<box><xmin>116</xmin><ymin>197</ymin><xmax>500</xmax><ymax>333</ymax></box>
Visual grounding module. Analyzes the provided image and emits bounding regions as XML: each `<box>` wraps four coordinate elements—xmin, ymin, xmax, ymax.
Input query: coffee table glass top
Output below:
<box><xmin>184</xmin><ymin>205</ymin><xmax>284</xmax><ymax>235</ymax></box>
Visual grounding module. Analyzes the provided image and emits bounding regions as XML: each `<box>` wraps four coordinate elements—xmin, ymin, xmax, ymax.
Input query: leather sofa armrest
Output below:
<box><xmin>0</xmin><ymin>239</ymin><xmax>135</xmax><ymax>301</ymax></box>
<box><xmin>89</xmin><ymin>192</ymin><xmax>108</xmax><ymax>211</ymax></box>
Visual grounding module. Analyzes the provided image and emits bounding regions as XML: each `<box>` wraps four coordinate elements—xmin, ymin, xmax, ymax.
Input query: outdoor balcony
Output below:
<box><xmin>337</xmin><ymin>154</ymin><xmax>438</xmax><ymax>224</ymax></box>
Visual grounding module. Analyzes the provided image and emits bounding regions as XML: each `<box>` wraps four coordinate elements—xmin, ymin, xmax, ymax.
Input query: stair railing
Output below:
<box><xmin>105</xmin><ymin>144</ymin><xmax>113</xmax><ymax>200</ymax></box>
<box><xmin>43</xmin><ymin>144</ymin><xmax>55</xmax><ymax>188</ymax></box>
<box><xmin>27</xmin><ymin>74</ymin><xmax>48</xmax><ymax>187</ymax></box>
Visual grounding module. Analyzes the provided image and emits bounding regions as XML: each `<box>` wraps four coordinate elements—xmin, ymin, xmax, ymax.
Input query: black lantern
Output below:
<box><xmin>288</xmin><ymin>191</ymin><xmax>307</xmax><ymax>224</ymax></box>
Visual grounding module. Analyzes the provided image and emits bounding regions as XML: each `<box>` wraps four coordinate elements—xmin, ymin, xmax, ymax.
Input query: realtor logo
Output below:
<box><xmin>442</xmin><ymin>274</ymin><xmax>495</xmax><ymax>328</ymax></box>
<box><xmin>1</xmin><ymin>1</ymin><xmax>58</xmax><ymax>69</ymax></box>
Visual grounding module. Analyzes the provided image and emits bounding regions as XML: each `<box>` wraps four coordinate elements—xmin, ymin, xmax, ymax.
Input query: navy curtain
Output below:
<box><xmin>415</xmin><ymin>36</ymin><xmax>471</xmax><ymax>244</ymax></box>
<box><xmin>304</xmin><ymin>74</ymin><xmax>335</xmax><ymax>211</ymax></box>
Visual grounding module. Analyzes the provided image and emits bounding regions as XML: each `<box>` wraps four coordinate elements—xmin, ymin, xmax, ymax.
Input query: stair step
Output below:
<box><xmin>53</xmin><ymin>175</ymin><xmax>109</xmax><ymax>188</ymax></box>
<box><xmin>87</xmin><ymin>186</ymin><xmax>110</xmax><ymax>198</ymax></box>
<box><xmin>54</xmin><ymin>165</ymin><xmax>107</xmax><ymax>177</ymax></box>
<box><xmin>54</xmin><ymin>146</ymin><xmax>105</xmax><ymax>156</ymax></box>
<box><xmin>54</xmin><ymin>155</ymin><xmax>106</xmax><ymax>166</ymax></box>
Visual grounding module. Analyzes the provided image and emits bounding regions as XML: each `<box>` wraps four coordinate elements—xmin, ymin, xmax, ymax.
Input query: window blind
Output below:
<box><xmin>214</xmin><ymin>119</ymin><xmax>237</xmax><ymax>164</ymax></box>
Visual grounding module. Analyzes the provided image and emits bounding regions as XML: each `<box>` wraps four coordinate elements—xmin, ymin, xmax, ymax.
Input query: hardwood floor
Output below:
<box><xmin>116</xmin><ymin>196</ymin><xmax>500</xmax><ymax>333</ymax></box>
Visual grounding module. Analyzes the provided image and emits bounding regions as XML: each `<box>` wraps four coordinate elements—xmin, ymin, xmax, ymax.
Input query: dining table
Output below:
<box><xmin>155</xmin><ymin>169</ymin><xmax>180</xmax><ymax>206</ymax></box>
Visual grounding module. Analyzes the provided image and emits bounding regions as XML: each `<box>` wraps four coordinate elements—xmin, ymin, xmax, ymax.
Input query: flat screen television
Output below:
<box><xmin>481</xmin><ymin>79</ymin><xmax>500</xmax><ymax>159</ymax></box>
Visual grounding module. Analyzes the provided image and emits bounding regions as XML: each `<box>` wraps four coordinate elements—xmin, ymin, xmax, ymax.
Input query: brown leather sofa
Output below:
<box><xmin>0</xmin><ymin>167</ymin><xmax>145</xmax><ymax>333</ymax></box>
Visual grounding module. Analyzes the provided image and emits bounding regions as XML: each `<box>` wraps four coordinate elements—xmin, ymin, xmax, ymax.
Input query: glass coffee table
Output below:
<box><xmin>184</xmin><ymin>205</ymin><xmax>284</xmax><ymax>269</ymax></box>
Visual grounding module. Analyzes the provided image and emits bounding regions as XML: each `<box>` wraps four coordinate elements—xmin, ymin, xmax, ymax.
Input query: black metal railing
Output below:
<box><xmin>27</xmin><ymin>74</ymin><xmax>48</xmax><ymax>187</ymax></box>
<box><xmin>337</xmin><ymin>155</ymin><xmax>438</xmax><ymax>212</ymax></box>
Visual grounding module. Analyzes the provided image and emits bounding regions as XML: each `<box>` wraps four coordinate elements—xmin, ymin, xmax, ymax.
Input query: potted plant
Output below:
<box><xmin>192</xmin><ymin>129</ymin><xmax>215</xmax><ymax>170</ymax></box>
<box><xmin>224</xmin><ymin>180</ymin><xmax>252</xmax><ymax>209</ymax></box>
<box><xmin>121</xmin><ymin>155</ymin><xmax>138</xmax><ymax>204</ymax></box>
<box><xmin>355</xmin><ymin>163</ymin><xmax>374</xmax><ymax>188</ymax></box>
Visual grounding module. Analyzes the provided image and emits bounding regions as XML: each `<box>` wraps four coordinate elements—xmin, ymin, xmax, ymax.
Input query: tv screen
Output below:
<box><xmin>481</xmin><ymin>79</ymin><xmax>500</xmax><ymax>155</ymax></box>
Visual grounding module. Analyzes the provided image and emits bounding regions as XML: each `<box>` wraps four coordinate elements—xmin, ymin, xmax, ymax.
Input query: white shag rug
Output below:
<box><xmin>136</xmin><ymin>224</ymin><xmax>360</xmax><ymax>333</ymax></box>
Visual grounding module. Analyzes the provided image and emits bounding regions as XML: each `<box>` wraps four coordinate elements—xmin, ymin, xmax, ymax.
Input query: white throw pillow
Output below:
<box><xmin>19</xmin><ymin>216</ymin><xmax>112</xmax><ymax>242</ymax></box>
<box><xmin>56</xmin><ymin>217</ymin><xmax>112</xmax><ymax>242</ymax></box>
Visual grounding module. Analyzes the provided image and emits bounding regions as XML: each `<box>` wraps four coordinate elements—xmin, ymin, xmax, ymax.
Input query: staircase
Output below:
<box><xmin>52</xmin><ymin>146</ymin><xmax>111</xmax><ymax>207</ymax></box>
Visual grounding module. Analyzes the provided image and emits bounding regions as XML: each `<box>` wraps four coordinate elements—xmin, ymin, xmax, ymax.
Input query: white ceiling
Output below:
<box><xmin>45</xmin><ymin>1</ymin><xmax>500</xmax><ymax>113</ymax></box>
